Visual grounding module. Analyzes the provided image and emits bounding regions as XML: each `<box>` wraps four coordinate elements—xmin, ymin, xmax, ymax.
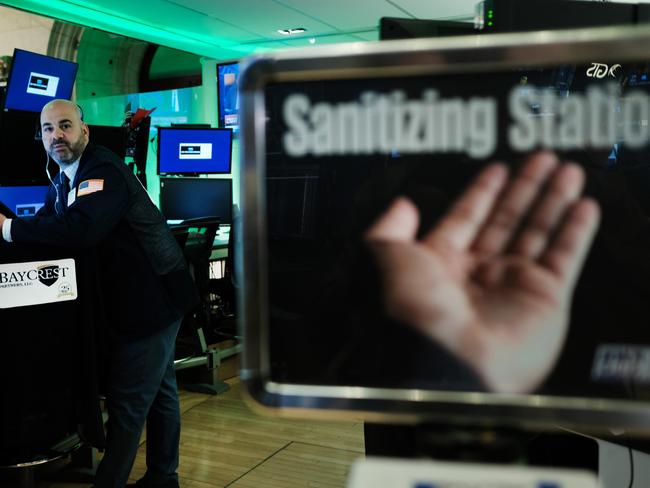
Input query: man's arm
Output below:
<box><xmin>10</xmin><ymin>162</ymin><xmax>130</xmax><ymax>247</ymax></box>
<box><xmin>0</xmin><ymin>214</ymin><xmax>11</xmax><ymax>242</ymax></box>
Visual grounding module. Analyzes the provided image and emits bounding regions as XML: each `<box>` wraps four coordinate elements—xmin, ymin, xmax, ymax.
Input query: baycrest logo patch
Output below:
<box><xmin>37</xmin><ymin>264</ymin><xmax>62</xmax><ymax>287</ymax></box>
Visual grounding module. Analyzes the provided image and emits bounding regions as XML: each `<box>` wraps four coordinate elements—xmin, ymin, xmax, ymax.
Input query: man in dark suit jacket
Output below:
<box><xmin>0</xmin><ymin>99</ymin><xmax>198</xmax><ymax>488</ymax></box>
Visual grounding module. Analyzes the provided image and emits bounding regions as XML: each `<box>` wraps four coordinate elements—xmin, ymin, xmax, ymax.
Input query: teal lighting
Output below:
<box><xmin>0</xmin><ymin>0</ymin><xmax>257</xmax><ymax>58</ymax></box>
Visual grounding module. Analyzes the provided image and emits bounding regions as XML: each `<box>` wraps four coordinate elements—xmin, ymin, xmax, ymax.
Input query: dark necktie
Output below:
<box><xmin>56</xmin><ymin>172</ymin><xmax>69</xmax><ymax>215</ymax></box>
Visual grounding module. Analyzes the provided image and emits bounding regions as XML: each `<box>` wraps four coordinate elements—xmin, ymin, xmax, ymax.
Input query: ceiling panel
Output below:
<box><xmin>352</xmin><ymin>30</ymin><xmax>380</xmax><ymax>41</ymax></box>
<box><xmin>281</xmin><ymin>34</ymin><xmax>368</xmax><ymax>48</ymax></box>
<box><xmin>390</xmin><ymin>0</ymin><xmax>478</xmax><ymax>20</ymax></box>
<box><xmin>165</xmin><ymin>0</ymin><xmax>338</xmax><ymax>40</ymax></box>
<box><xmin>274</xmin><ymin>0</ymin><xmax>407</xmax><ymax>31</ymax></box>
<box><xmin>65</xmin><ymin>0</ymin><xmax>261</xmax><ymax>44</ymax></box>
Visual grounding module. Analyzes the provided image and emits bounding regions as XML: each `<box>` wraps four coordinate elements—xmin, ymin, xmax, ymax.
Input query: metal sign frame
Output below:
<box><xmin>238</xmin><ymin>24</ymin><xmax>650</xmax><ymax>432</ymax></box>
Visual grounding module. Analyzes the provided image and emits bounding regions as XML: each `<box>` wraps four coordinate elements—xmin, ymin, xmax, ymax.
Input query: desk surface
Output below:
<box><xmin>168</xmin><ymin>221</ymin><xmax>230</xmax><ymax>250</ymax></box>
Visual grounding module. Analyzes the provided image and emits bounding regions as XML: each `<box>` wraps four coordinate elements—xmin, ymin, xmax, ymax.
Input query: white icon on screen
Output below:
<box><xmin>26</xmin><ymin>72</ymin><xmax>59</xmax><ymax>97</ymax></box>
<box><xmin>179</xmin><ymin>143</ymin><xmax>212</xmax><ymax>159</ymax></box>
<box><xmin>16</xmin><ymin>203</ymin><xmax>45</xmax><ymax>216</ymax></box>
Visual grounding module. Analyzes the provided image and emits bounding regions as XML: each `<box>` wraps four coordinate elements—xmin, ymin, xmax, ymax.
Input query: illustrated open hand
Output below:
<box><xmin>364</xmin><ymin>152</ymin><xmax>600</xmax><ymax>393</ymax></box>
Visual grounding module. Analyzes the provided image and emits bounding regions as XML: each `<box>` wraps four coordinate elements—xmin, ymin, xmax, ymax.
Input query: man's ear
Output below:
<box><xmin>82</xmin><ymin>122</ymin><xmax>90</xmax><ymax>141</ymax></box>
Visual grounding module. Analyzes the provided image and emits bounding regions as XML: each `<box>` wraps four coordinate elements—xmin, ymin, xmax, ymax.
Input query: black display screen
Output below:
<box><xmin>262</xmin><ymin>62</ymin><xmax>650</xmax><ymax>402</ymax></box>
<box><xmin>159</xmin><ymin>177</ymin><xmax>232</xmax><ymax>224</ymax></box>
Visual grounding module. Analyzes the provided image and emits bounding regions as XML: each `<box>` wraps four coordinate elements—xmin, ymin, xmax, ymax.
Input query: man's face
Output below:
<box><xmin>40</xmin><ymin>102</ymin><xmax>89</xmax><ymax>165</ymax></box>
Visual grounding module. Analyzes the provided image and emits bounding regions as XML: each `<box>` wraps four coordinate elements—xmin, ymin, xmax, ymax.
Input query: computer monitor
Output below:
<box><xmin>239</xmin><ymin>25</ymin><xmax>650</xmax><ymax>433</ymax></box>
<box><xmin>217</xmin><ymin>61</ymin><xmax>240</xmax><ymax>133</ymax></box>
<box><xmin>0</xmin><ymin>185</ymin><xmax>48</xmax><ymax>216</ymax></box>
<box><xmin>379</xmin><ymin>17</ymin><xmax>476</xmax><ymax>40</ymax></box>
<box><xmin>159</xmin><ymin>177</ymin><xmax>232</xmax><ymax>224</ymax></box>
<box><xmin>4</xmin><ymin>49</ymin><xmax>78</xmax><ymax>113</ymax></box>
<box><xmin>0</xmin><ymin>110</ymin><xmax>49</xmax><ymax>186</ymax></box>
<box><xmin>89</xmin><ymin>125</ymin><xmax>127</xmax><ymax>160</ymax></box>
<box><xmin>157</xmin><ymin>127</ymin><xmax>232</xmax><ymax>175</ymax></box>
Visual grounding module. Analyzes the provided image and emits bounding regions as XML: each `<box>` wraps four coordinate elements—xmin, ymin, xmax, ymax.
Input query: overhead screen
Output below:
<box><xmin>4</xmin><ymin>49</ymin><xmax>78</xmax><ymax>113</ymax></box>
<box><xmin>159</xmin><ymin>177</ymin><xmax>232</xmax><ymax>224</ymax></box>
<box><xmin>217</xmin><ymin>62</ymin><xmax>239</xmax><ymax>133</ymax></box>
<box><xmin>379</xmin><ymin>17</ymin><xmax>476</xmax><ymax>39</ymax></box>
<box><xmin>157</xmin><ymin>127</ymin><xmax>232</xmax><ymax>175</ymax></box>
<box><xmin>239</xmin><ymin>25</ymin><xmax>650</xmax><ymax>433</ymax></box>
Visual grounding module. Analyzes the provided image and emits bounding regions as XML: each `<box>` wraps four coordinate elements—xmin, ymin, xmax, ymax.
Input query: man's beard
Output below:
<box><xmin>49</xmin><ymin>139</ymin><xmax>85</xmax><ymax>165</ymax></box>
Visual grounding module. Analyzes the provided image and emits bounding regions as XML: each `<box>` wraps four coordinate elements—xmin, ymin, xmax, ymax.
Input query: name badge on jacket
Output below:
<box><xmin>67</xmin><ymin>188</ymin><xmax>76</xmax><ymax>207</ymax></box>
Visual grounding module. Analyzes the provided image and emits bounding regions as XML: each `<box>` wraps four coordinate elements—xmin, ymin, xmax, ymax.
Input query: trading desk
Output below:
<box><xmin>0</xmin><ymin>242</ymin><xmax>104</xmax><ymax>466</ymax></box>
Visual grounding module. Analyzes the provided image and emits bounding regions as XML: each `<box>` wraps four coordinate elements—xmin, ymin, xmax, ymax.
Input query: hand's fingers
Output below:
<box><xmin>364</xmin><ymin>197</ymin><xmax>420</xmax><ymax>243</ymax></box>
<box><xmin>511</xmin><ymin>163</ymin><xmax>585</xmax><ymax>259</ymax></box>
<box><xmin>471</xmin><ymin>152</ymin><xmax>559</xmax><ymax>256</ymax></box>
<box><xmin>423</xmin><ymin>164</ymin><xmax>508</xmax><ymax>251</ymax></box>
<box><xmin>540</xmin><ymin>198</ymin><xmax>600</xmax><ymax>293</ymax></box>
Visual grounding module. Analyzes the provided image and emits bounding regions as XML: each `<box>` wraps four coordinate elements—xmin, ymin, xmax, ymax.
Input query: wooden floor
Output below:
<box><xmin>19</xmin><ymin>379</ymin><xmax>365</xmax><ymax>488</ymax></box>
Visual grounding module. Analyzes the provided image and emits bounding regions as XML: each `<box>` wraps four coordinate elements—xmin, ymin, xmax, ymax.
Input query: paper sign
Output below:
<box><xmin>0</xmin><ymin>258</ymin><xmax>77</xmax><ymax>308</ymax></box>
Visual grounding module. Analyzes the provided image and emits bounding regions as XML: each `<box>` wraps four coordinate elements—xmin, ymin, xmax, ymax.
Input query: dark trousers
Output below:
<box><xmin>95</xmin><ymin>319</ymin><xmax>182</xmax><ymax>488</ymax></box>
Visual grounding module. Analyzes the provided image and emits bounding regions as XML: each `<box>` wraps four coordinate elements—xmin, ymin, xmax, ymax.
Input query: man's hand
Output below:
<box><xmin>364</xmin><ymin>152</ymin><xmax>600</xmax><ymax>394</ymax></box>
<box><xmin>0</xmin><ymin>213</ymin><xmax>6</xmax><ymax>228</ymax></box>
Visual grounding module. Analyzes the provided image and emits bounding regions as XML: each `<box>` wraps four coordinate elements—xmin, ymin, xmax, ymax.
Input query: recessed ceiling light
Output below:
<box><xmin>277</xmin><ymin>27</ymin><xmax>307</xmax><ymax>35</ymax></box>
<box><xmin>309</xmin><ymin>38</ymin><xmax>316</xmax><ymax>44</ymax></box>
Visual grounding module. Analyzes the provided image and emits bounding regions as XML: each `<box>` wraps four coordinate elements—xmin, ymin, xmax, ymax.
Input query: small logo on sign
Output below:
<box><xmin>58</xmin><ymin>281</ymin><xmax>74</xmax><ymax>297</ymax></box>
<box><xmin>37</xmin><ymin>264</ymin><xmax>62</xmax><ymax>287</ymax></box>
<box><xmin>586</xmin><ymin>62</ymin><xmax>622</xmax><ymax>79</ymax></box>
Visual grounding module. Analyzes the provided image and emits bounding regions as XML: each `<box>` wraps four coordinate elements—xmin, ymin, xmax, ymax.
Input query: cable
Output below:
<box><xmin>628</xmin><ymin>447</ymin><xmax>635</xmax><ymax>488</ymax></box>
<box><xmin>45</xmin><ymin>152</ymin><xmax>53</xmax><ymax>185</ymax></box>
<box><xmin>44</xmin><ymin>152</ymin><xmax>63</xmax><ymax>215</ymax></box>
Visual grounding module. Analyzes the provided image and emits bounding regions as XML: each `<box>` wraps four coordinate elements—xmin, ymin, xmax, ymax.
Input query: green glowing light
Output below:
<box><xmin>487</xmin><ymin>21</ymin><xmax>493</xmax><ymax>26</ymax></box>
<box><xmin>0</xmin><ymin>0</ymin><xmax>255</xmax><ymax>59</ymax></box>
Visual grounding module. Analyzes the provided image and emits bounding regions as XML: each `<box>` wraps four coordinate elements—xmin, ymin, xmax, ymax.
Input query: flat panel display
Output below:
<box><xmin>4</xmin><ymin>49</ymin><xmax>78</xmax><ymax>113</ymax></box>
<box><xmin>0</xmin><ymin>185</ymin><xmax>48</xmax><ymax>216</ymax></box>
<box><xmin>159</xmin><ymin>177</ymin><xmax>232</xmax><ymax>224</ymax></box>
<box><xmin>89</xmin><ymin>125</ymin><xmax>127</xmax><ymax>160</ymax></box>
<box><xmin>0</xmin><ymin>110</ymin><xmax>49</xmax><ymax>186</ymax></box>
<box><xmin>217</xmin><ymin>62</ymin><xmax>240</xmax><ymax>133</ymax></box>
<box><xmin>157</xmin><ymin>127</ymin><xmax>232</xmax><ymax>175</ymax></box>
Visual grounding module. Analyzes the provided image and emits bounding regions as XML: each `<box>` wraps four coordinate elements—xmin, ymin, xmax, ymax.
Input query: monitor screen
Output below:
<box><xmin>159</xmin><ymin>177</ymin><xmax>232</xmax><ymax>224</ymax></box>
<box><xmin>379</xmin><ymin>17</ymin><xmax>476</xmax><ymax>40</ymax></box>
<box><xmin>0</xmin><ymin>110</ymin><xmax>49</xmax><ymax>186</ymax></box>
<box><xmin>217</xmin><ymin>62</ymin><xmax>240</xmax><ymax>132</ymax></box>
<box><xmin>4</xmin><ymin>49</ymin><xmax>78</xmax><ymax>113</ymax></box>
<box><xmin>89</xmin><ymin>125</ymin><xmax>127</xmax><ymax>160</ymax></box>
<box><xmin>0</xmin><ymin>185</ymin><xmax>48</xmax><ymax>216</ymax></box>
<box><xmin>157</xmin><ymin>127</ymin><xmax>232</xmax><ymax>175</ymax></box>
